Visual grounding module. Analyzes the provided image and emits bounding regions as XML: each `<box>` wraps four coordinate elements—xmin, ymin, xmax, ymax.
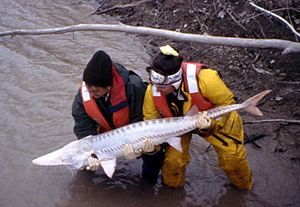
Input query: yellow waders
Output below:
<box><xmin>161</xmin><ymin>133</ymin><xmax>192</xmax><ymax>188</ymax></box>
<box><xmin>214</xmin><ymin>144</ymin><xmax>253</xmax><ymax>190</ymax></box>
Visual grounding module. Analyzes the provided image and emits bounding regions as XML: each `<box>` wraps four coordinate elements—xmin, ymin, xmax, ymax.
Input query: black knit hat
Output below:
<box><xmin>147</xmin><ymin>52</ymin><xmax>183</xmax><ymax>76</ymax></box>
<box><xmin>83</xmin><ymin>50</ymin><xmax>113</xmax><ymax>87</ymax></box>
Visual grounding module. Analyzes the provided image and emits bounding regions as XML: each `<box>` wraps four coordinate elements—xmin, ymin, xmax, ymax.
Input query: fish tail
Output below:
<box><xmin>242</xmin><ymin>90</ymin><xmax>272</xmax><ymax>116</ymax></box>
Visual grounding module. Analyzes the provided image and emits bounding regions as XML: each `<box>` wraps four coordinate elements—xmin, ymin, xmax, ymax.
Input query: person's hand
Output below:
<box><xmin>142</xmin><ymin>138</ymin><xmax>155</xmax><ymax>153</ymax></box>
<box><xmin>123</xmin><ymin>143</ymin><xmax>142</xmax><ymax>160</ymax></box>
<box><xmin>86</xmin><ymin>156</ymin><xmax>101</xmax><ymax>171</ymax></box>
<box><xmin>197</xmin><ymin>111</ymin><xmax>211</xmax><ymax>130</ymax></box>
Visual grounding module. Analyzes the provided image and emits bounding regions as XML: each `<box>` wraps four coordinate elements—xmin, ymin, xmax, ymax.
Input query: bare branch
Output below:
<box><xmin>250</xmin><ymin>2</ymin><xmax>300</xmax><ymax>39</ymax></box>
<box><xmin>240</xmin><ymin>7</ymin><xmax>299</xmax><ymax>23</ymax></box>
<box><xmin>1</xmin><ymin>23</ymin><xmax>300</xmax><ymax>54</ymax></box>
<box><xmin>281</xmin><ymin>89</ymin><xmax>300</xmax><ymax>95</ymax></box>
<box><xmin>251</xmin><ymin>64</ymin><xmax>274</xmax><ymax>75</ymax></box>
<box><xmin>275</xmin><ymin>80</ymin><xmax>300</xmax><ymax>84</ymax></box>
<box><xmin>244</xmin><ymin>119</ymin><xmax>300</xmax><ymax>124</ymax></box>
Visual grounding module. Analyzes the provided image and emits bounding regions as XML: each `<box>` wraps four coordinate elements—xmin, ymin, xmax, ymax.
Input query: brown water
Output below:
<box><xmin>0</xmin><ymin>1</ymin><xmax>299</xmax><ymax>207</ymax></box>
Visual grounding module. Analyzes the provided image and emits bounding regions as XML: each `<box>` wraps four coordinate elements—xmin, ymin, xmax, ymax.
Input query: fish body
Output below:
<box><xmin>32</xmin><ymin>90</ymin><xmax>271</xmax><ymax>178</ymax></box>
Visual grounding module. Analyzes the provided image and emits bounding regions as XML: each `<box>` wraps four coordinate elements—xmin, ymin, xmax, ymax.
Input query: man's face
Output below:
<box><xmin>87</xmin><ymin>85</ymin><xmax>109</xmax><ymax>99</ymax></box>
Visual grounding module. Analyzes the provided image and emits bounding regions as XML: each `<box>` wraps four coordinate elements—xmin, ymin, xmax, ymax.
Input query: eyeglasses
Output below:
<box><xmin>150</xmin><ymin>69</ymin><xmax>182</xmax><ymax>86</ymax></box>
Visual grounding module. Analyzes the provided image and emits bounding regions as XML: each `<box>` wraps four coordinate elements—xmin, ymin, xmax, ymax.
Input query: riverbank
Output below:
<box><xmin>93</xmin><ymin>0</ymin><xmax>300</xmax><ymax>165</ymax></box>
<box><xmin>91</xmin><ymin>1</ymin><xmax>300</xmax><ymax>206</ymax></box>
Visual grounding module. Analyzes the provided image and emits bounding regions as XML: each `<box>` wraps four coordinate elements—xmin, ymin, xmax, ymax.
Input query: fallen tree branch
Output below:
<box><xmin>281</xmin><ymin>89</ymin><xmax>300</xmax><ymax>95</ymax></box>
<box><xmin>244</xmin><ymin>133</ymin><xmax>266</xmax><ymax>148</ymax></box>
<box><xmin>250</xmin><ymin>2</ymin><xmax>300</xmax><ymax>39</ymax></box>
<box><xmin>1</xmin><ymin>23</ymin><xmax>300</xmax><ymax>54</ymax></box>
<box><xmin>244</xmin><ymin>119</ymin><xmax>300</xmax><ymax>124</ymax></box>
<box><xmin>275</xmin><ymin>80</ymin><xmax>300</xmax><ymax>84</ymax></box>
<box><xmin>241</xmin><ymin>7</ymin><xmax>299</xmax><ymax>23</ymax></box>
<box><xmin>251</xmin><ymin>64</ymin><xmax>274</xmax><ymax>75</ymax></box>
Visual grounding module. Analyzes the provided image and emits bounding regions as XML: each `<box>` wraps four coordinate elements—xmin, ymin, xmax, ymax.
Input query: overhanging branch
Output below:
<box><xmin>1</xmin><ymin>23</ymin><xmax>300</xmax><ymax>54</ymax></box>
<box><xmin>250</xmin><ymin>2</ymin><xmax>300</xmax><ymax>39</ymax></box>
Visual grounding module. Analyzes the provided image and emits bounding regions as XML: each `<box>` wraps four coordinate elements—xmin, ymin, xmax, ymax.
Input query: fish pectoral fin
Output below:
<box><xmin>100</xmin><ymin>158</ymin><xmax>116</xmax><ymax>178</ymax></box>
<box><xmin>166</xmin><ymin>137</ymin><xmax>182</xmax><ymax>152</ymax></box>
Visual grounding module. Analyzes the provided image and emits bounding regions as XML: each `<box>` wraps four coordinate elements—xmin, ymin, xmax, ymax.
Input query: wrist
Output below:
<box><xmin>142</xmin><ymin>145</ymin><xmax>160</xmax><ymax>155</ymax></box>
<box><xmin>199</xmin><ymin>119</ymin><xmax>217</xmax><ymax>136</ymax></box>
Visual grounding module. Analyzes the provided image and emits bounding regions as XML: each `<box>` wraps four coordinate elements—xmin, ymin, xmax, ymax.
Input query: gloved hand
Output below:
<box><xmin>123</xmin><ymin>143</ymin><xmax>142</xmax><ymax>160</ymax></box>
<box><xmin>86</xmin><ymin>156</ymin><xmax>101</xmax><ymax>171</ymax></box>
<box><xmin>197</xmin><ymin>111</ymin><xmax>211</xmax><ymax>130</ymax></box>
<box><xmin>142</xmin><ymin>138</ymin><xmax>155</xmax><ymax>153</ymax></box>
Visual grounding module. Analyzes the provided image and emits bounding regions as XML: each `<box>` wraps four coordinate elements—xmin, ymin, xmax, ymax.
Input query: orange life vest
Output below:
<box><xmin>152</xmin><ymin>61</ymin><xmax>213</xmax><ymax>117</ymax></box>
<box><xmin>80</xmin><ymin>65</ymin><xmax>130</xmax><ymax>132</ymax></box>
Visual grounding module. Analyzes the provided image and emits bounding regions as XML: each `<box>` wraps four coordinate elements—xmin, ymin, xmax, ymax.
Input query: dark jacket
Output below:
<box><xmin>72</xmin><ymin>63</ymin><xmax>146</xmax><ymax>139</ymax></box>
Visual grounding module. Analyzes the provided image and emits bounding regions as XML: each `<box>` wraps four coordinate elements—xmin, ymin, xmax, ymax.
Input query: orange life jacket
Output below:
<box><xmin>152</xmin><ymin>61</ymin><xmax>213</xmax><ymax>117</ymax></box>
<box><xmin>80</xmin><ymin>65</ymin><xmax>130</xmax><ymax>132</ymax></box>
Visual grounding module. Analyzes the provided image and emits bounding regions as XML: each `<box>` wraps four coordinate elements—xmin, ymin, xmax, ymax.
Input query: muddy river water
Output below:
<box><xmin>0</xmin><ymin>1</ymin><xmax>299</xmax><ymax>207</ymax></box>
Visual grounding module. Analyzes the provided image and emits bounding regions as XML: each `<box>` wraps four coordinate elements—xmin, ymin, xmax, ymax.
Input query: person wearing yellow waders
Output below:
<box><xmin>132</xmin><ymin>45</ymin><xmax>253</xmax><ymax>190</ymax></box>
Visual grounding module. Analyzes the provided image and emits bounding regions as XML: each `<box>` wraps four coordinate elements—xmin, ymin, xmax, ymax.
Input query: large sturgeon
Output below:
<box><xmin>32</xmin><ymin>90</ymin><xmax>271</xmax><ymax>178</ymax></box>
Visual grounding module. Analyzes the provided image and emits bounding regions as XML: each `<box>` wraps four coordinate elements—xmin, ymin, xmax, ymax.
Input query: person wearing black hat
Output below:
<box><xmin>126</xmin><ymin>45</ymin><xmax>253</xmax><ymax>190</ymax></box>
<box><xmin>72</xmin><ymin>50</ymin><xmax>153</xmax><ymax>171</ymax></box>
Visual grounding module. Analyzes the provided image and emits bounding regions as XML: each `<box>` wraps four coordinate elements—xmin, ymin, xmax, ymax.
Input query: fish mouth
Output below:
<box><xmin>32</xmin><ymin>148</ymin><xmax>72</xmax><ymax>166</ymax></box>
<box><xmin>32</xmin><ymin>156</ymin><xmax>72</xmax><ymax>166</ymax></box>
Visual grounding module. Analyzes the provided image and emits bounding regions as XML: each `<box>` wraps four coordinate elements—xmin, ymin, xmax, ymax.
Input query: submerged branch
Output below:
<box><xmin>1</xmin><ymin>23</ymin><xmax>300</xmax><ymax>54</ymax></box>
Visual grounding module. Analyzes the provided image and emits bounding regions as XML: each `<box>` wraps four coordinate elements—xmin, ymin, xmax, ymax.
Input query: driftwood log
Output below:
<box><xmin>1</xmin><ymin>23</ymin><xmax>300</xmax><ymax>54</ymax></box>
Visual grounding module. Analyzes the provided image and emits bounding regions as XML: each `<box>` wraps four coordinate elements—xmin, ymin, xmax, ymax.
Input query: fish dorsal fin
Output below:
<box><xmin>186</xmin><ymin>105</ymin><xmax>198</xmax><ymax>116</ymax></box>
<box><xmin>166</xmin><ymin>137</ymin><xmax>182</xmax><ymax>152</ymax></box>
<box><xmin>100</xmin><ymin>158</ymin><xmax>116</xmax><ymax>178</ymax></box>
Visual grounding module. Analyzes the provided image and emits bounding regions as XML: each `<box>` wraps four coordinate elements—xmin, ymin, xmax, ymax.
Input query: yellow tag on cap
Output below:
<box><xmin>160</xmin><ymin>45</ymin><xmax>179</xmax><ymax>56</ymax></box>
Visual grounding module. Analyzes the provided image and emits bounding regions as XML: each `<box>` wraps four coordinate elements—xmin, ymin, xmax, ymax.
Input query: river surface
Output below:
<box><xmin>0</xmin><ymin>1</ymin><xmax>299</xmax><ymax>207</ymax></box>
